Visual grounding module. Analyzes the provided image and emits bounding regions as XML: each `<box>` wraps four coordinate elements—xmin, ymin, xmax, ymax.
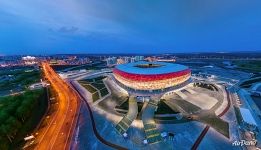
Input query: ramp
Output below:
<box><xmin>115</xmin><ymin>96</ymin><xmax>138</xmax><ymax>135</ymax></box>
<box><xmin>186</xmin><ymin>88</ymin><xmax>196</xmax><ymax>94</ymax></box>
<box><xmin>142</xmin><ymin>99</ymin><xmax>162</xmax><ymax>144</ymax></box>
<box><xmin>175</xmin><ymin>91</ymin><xmax>187</xmax><ymax>99</ymax></box>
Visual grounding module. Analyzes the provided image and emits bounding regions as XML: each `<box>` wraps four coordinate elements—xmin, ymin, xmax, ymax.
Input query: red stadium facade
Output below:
<box><xmin>113</xmin><ymin>62</ymin><xmax>191</xmax><ymax>91</ymax></box>
<box><xmin>113</xmin><ymin>68</ymin><xmax>191</xmax><ymax>82</ymax></box>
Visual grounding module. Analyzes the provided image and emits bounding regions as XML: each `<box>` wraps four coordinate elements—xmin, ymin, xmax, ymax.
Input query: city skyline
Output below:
<box><xmin>1</xmin><ymin>0</ymin><xmax>261</xmax><ymax>55</ymax></box>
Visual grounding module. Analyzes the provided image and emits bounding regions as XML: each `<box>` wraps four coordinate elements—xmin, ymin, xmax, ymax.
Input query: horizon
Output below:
<box><xmin>1</xmin><ymin>50</ymin><xmax>261</xmax><ymax>56</ymax></box>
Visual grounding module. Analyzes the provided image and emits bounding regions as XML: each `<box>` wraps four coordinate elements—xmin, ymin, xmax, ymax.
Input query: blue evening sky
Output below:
<box><xmin>0</xmin><ymin>0</ymin><xmax>261</xmax><ymax>55</ymax></box>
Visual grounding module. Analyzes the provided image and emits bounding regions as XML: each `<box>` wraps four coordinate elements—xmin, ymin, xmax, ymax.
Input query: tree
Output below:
<box><xmin>0</xmin><ymin>124</ymin><xmax>13</xmax><ymax>143</ymax></box>
<box><xmin>5</xmin><ymin>116</ymin><xmax>22</xmax><ymax>139</ymax></box>
<box><xmin>0</xmin><ymin>110</ymin><xmax>8</xmax><ymax>124</ymax></box>
<box><xmin>15</xmin><ymin>106</ymin><xmax>28</xmax><ymax>123</ymax></box>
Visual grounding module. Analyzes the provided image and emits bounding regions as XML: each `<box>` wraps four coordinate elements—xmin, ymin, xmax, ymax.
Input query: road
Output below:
<box><xmin>34</xmin><ymin>62</ymin><xmax>80</xmax><ymax>150</ymax></box>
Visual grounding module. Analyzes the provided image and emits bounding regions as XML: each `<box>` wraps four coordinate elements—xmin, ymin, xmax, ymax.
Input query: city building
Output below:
<box><xmin>22</xmin><ymin>56</ymin><xmax>37</xmax><ymax>65</ymax></box>
<box><xmin>135</xmin><ymin>56</ymin><xmax>144</xmax><ymax>61</ymax></box>
<box><xmin>106</xmin><ymin>57</ymin><xmax>117</xmax><ymax>66</ymax></box>
<box><xmin>116</xmin><ymin>58</ymin><xmax>125</xmax><ymax>64</ymax></box>
<box><xmin>123</xmin><ymin>57</ymin><xmax>131</xmax><ymax>63</ymax></box>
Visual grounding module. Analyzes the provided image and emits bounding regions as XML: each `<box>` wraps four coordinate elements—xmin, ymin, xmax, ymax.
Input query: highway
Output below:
<box><xmin>34</xmin><ymin>62</ymin><xmax>80</xmax><ymax>150</ymax></box>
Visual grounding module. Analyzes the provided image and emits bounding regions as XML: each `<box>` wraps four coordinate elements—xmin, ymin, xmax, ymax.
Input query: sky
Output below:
<box><xmin>0</xmin><ymin>0</ymin><xmax>261</xmax><ymax>55</ymax></box>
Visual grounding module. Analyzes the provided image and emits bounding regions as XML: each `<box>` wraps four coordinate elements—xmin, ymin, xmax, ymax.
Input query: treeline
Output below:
<box><xmin>240</xmin><ymin>77</ymin><xmax>261</xmax><ymax>88</ymax></box>
<box><xmin>0</xmin><ymin>70</ymin><xmax>40</xmax><ymax>91</ymax></box>
<box><xmin>0</xmin><ymin>89</ymin><xmax>44</xmax><ymax>150</ymax></box>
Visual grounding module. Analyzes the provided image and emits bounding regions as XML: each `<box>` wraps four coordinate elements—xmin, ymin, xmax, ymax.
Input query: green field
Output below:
<box><xmin>0</xmin><ymin>67</ymin><xmax>40</xmax><ymax>95</ymax></box>
<box><xmin>91</xmin><ymin>83</ymin><xmax>105</xmax><ymax>90</ymax></box>
<box><xmin>233</xmin><ymin>60</ymin><xmax>261</xmax><ymax>72</ymax></box>
<box><xmin>234</xmin><ymin>106</ymin><xmax>243</xmax><ymax>125</ymax></box>
<box><xmin>79</xmin><ymin>76</ymin><xmax>109</xmax><ymax>102</ymax></box>
<box><xmin>79</xmin><ymin>83</ymin><xmax>97</xmax><ymax>93</ymax></box>
<box><xmin>115</xmin><ymin>100</ymin><xmax>144</xmax><ymax>113</ymax></box>
<box><xmin>155</xmin><ymin>100</ymin><xmax>179</xmax><ymax>114</ymax></box>
<box><xmin>100</xmin><ymin>88</ymin><xmax>109</xmax><ymax>97</ymax></box>
<box><xmin>92</xmin><ymin>92</ymin><xmax>100</xmax><ymax>102</ymax></box>
<box><xmin>0</xmin><ymin>89</ymin><xmax>48</xmax><ymax>150</ymax></box>
<box><xmin>240</xmin><ymin>77</ymin><xmax>261</xmax><ymax>88</ymax></box>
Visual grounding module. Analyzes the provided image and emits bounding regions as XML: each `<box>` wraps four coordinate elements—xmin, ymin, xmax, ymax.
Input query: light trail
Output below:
<box><xmin>34</xmin><ymin>62</ymin><xmax>80</xmax><ymax>150</ymax></box>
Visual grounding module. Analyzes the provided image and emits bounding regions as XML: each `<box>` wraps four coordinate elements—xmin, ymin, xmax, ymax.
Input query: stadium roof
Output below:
<box><xmin>115</xmin><ymin>61</ymin><xmax>189</xmax><ymax>75</ymax></box>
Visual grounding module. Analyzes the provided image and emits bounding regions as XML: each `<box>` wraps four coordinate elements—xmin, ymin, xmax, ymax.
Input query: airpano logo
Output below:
<box><xmin>232</xmin><ymin>140</ymin><xmax>257</xmax><ymax>146</ymax></box>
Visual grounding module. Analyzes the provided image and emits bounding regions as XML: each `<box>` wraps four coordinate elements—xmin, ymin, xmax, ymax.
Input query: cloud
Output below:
<box><xmin>48</xmin><ymin>26</ymin><xmax>79</xmax><ymax>34</ymax></box>
<box><xmin>0</xmin><ymin>0</ymin><xmax>261</xmax><ymax>55</ymax></box>
<box><xmin>58</xmin><ymin>26</ymin><xmax>78</xmax><ymax>33</ymax></box>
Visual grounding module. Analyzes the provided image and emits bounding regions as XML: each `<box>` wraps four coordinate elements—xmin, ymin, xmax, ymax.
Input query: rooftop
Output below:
<box><xmin>115</xmin><ymin>61</ymin><xmax>189</xmax><ymax>75</ymax></box>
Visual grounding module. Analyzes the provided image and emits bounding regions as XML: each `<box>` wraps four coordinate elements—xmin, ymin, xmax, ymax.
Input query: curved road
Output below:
<box><xmin>35</xmin><ymin>62</ymin><xmax>80</xmax><ymax>150</ymax></box>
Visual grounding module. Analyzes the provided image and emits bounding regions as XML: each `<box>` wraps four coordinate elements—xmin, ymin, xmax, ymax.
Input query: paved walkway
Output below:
<box><xmin>175</xmin><ymin>91</ymin><xmax>187</xmax><ymax>99</ymax></box>
<box><xmin>71</xmin><ymin>81</ymin><xmax>128</xmax><ymax>150</ymax></box>
<box><xmin>186</xmin><ymin>88</ymin><xmax>196</xmax><ymax>94</ymax></box>
<box><xmin>142</xmin><ymin>99</ymin><xmax>162</xmax><ymax>144</ymax></box>
<box><xmin>115</xmin><ymin>96</ymin><xmax>138</xmax><ymax>135</ymax></box>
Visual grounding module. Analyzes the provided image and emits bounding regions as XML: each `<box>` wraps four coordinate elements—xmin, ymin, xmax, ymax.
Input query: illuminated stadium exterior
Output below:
<box><xmin>113</xmin><ymin>61</ymin><xmax>191</xmax><ymax>94</ymax></box>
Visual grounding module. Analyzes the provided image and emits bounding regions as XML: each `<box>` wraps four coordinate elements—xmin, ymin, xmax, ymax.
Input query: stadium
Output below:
<box><xmin>113</xmin><ymin>61</ymin><xmax>191</xmax><ymax>94</ymax></box>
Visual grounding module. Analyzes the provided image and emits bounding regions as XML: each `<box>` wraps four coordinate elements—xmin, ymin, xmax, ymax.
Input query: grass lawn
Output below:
<box><xmin>234</xmin><ymin>106</ymin><xmax>243</xmax><ymax>125</ymax></box>
<box><xmin>100</xmin><ymin>88</ymin><xmax>109</xmax><ymax>97</ymax></box>
<box><xmin>240</xmin><ymin>77</ymin><xmax>261</xmax><ymax>88</ymax></box>
<box><xmin>154</xmin><ymin>117</ymin><xmax>190</xmax><ymax>124</ymax></box>
<box><xmin>92</xmin><ymin>92</ymin><xmax>100</xmax><ymax>102</ymax></box>
<box><xmin>154</xmin><ymin>116</ymin><xmax>176</xmax><ymax>120</ymax></box>
<box><xmin>79</xmin><ymin>76</ymin><xmax>109</xmax><ymax>102</ymax></box>
<box><xmin>80</xmin><ymin>84</ymin><xmax>97</xmax><ymax>93</ymax></box>
<box><xmin>233</xmin><ymin>60</ymin><xmax>261</xmax><ymax>72</ymax></box>
<box><xmin>115</xmin><ymin>99</ymin><xmax>143</xmax><ymax>113</ymax></box>
<box><xmin>91</xmin><ymin>83</ymin><xmax>105</xmax><ymax>90</ymax></box>
<box><xmin>93</xmin><ymin>76</ymin><xmax>106</xmax><ymax>81</ymax></box>
<box><xmin>78</xmin><ymin>80</ymin><xmax>91</xmax><ymax>84</ymax></box>
<box><xmin>155</xmin><ymin>100</ymin><xmax>179</xmax><ymax>114</ymax></box>
<box><xmin>84</xmin><ymin>79</ymin><xmax>94</xmax><ymax>83</ymax></box>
